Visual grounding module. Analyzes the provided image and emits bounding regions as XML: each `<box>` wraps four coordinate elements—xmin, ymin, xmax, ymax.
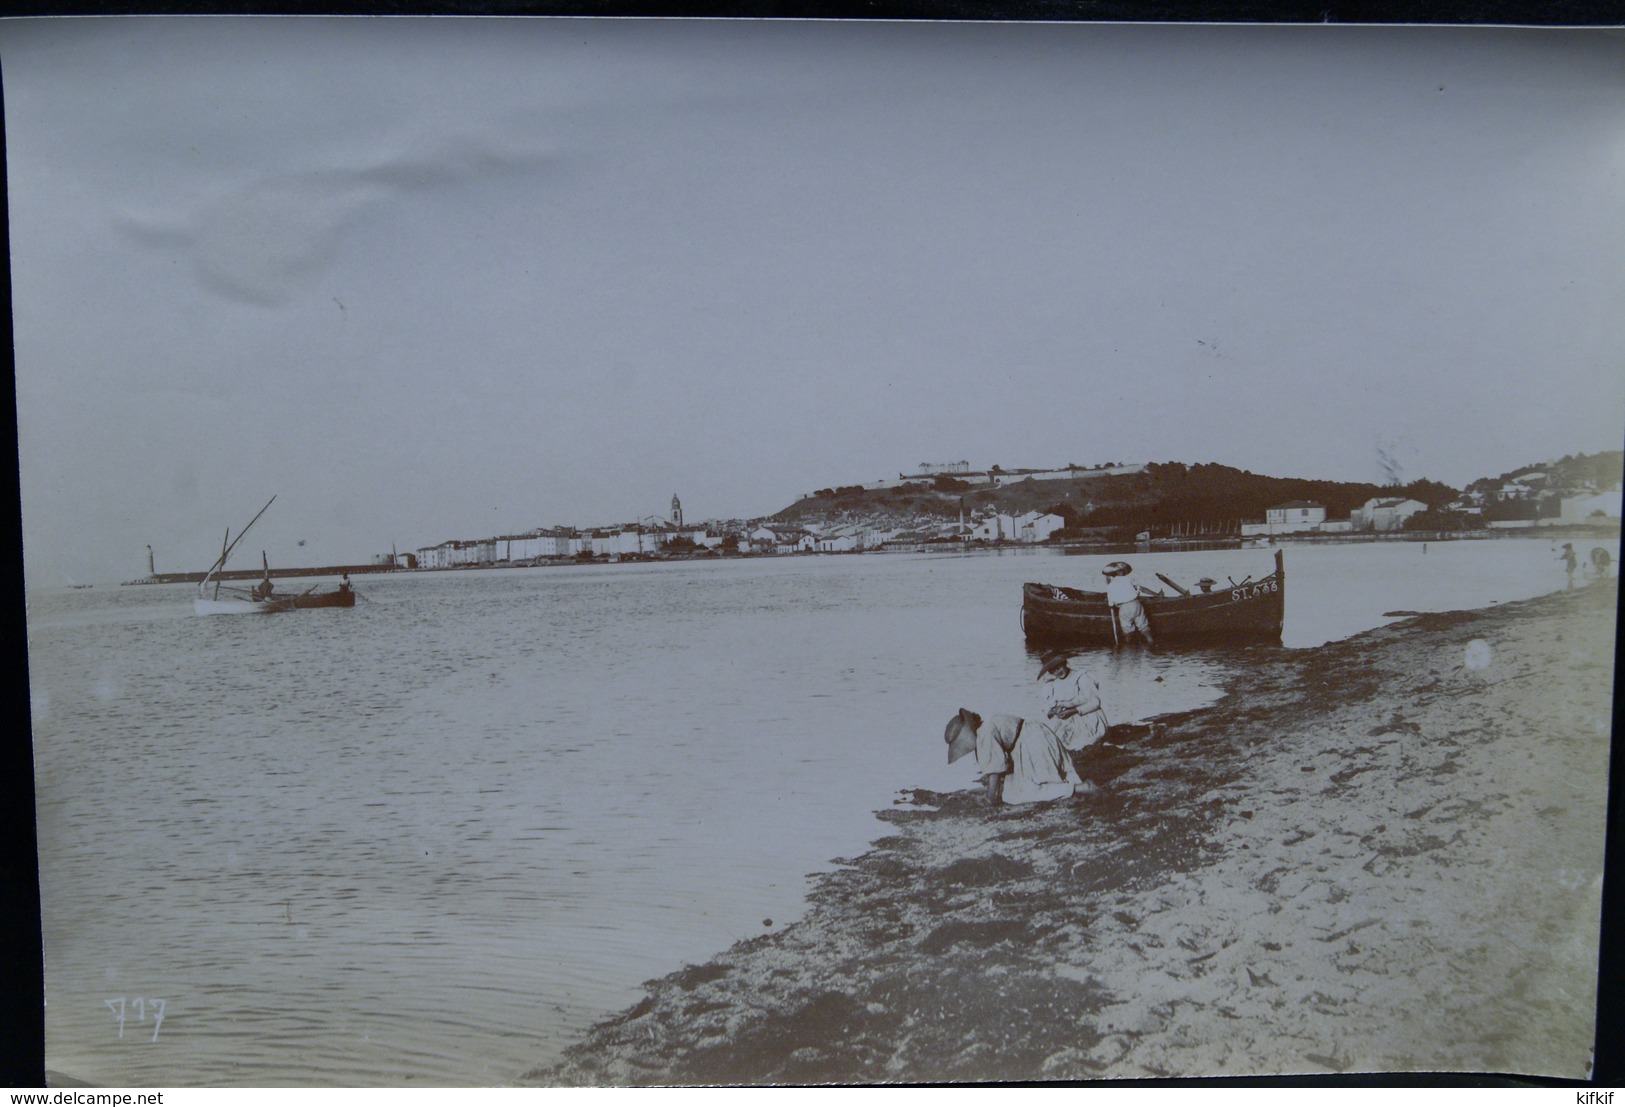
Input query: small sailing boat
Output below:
<box><xmin>193</xmin><ymin>496</ymin><xmax>357</xmax><ymax>616</ymax></box>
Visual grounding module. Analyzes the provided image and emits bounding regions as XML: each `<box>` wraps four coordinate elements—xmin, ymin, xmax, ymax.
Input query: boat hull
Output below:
<box><xmin>1023</xmin><ymin>551</ymin><xmax>1284</xmax><ymax>647</ymax></box>
<box><xmin>193</xmin><ymin>589</ymin><xmax>356</xmax><ymax>616</ymax></box>
<box><xmin>194</xmin><ymin>597</ymin><xmax>269</xmax><ymax>616</ymax></box>
<box><xmin>265</xmin><ymin>589</ymin><xmax>356</xmax><ymax>612</ymax></box>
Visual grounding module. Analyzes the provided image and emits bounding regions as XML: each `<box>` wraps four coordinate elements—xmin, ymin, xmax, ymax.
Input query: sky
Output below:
<box><xmin>5</xmin><ymin>18</ymin><xmax>1624</xmax><ymax>584</ymax></box>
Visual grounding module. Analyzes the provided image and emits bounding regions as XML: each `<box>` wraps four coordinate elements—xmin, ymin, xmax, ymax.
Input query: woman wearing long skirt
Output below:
<box><xmin>944</xmin><ymin>707</ymin><xmax>1092</xmax><ymax>805</ymax></box>
<box><xmin>1036</xmin><ymin>651</ymin><xmax>1109</xmax><ymax>753</ymax></box>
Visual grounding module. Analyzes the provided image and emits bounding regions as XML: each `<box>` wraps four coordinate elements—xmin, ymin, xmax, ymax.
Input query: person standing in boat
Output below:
<box><xmin>1103</xmin><ymin>561</ymin><xmax>1156</xmax><ymax>647</ymax></box>
<box><xmin>944</xmin><ymin>707</ymin><xmax>1093</xmax><ymax>806</ymax></box>
<box><xmin>1036</xmin><ymin>650</ymin><xmax>1109</xmax><ymax>752</ymax></box>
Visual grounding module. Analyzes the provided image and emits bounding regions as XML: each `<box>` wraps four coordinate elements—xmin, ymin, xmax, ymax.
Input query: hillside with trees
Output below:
<box><xmin>1464</xmin><ymin>450</ymin><xmax>1623</xmax><ymax>500</ymax></box>
<box><xmin>772</xmin><ymin>461</ymin><xmax>1462</xmax><ymax>539</ymax></box>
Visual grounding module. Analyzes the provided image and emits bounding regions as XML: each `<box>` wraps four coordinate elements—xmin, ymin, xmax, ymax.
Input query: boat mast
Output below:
<box><xmin>199</xmin><ymin>495</ymin><xmax>277</xmax><ymax>596</ymax></box>
<box><xmin>214</xmin><ymin>528</ymin><xmax>228</xmax><ymax>599</ymax></box>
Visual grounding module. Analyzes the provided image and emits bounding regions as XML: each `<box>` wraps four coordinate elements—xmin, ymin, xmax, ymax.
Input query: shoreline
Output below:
<box><xmin>103</xmin><ymin>520</ymin><xmax>1621</xmax><ymax>586</ymax></box>
<box><xmin>532</xmin><ymin>580</ymin><xmax>1617</xmax><ymax>1085</ymax></box>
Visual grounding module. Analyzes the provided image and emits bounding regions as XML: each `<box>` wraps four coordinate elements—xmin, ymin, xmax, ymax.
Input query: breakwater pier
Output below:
<box><xmin>124</xmin><ymin>563</ymin><xmax>401</xmax><ymax>586</ymax></box>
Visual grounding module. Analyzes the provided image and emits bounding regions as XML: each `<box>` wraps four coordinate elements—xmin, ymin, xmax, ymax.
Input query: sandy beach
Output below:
<box><xmin>533</xmin><ymin>580</ymin><xmax>1616</xmax><ymax>1086</ymax></box>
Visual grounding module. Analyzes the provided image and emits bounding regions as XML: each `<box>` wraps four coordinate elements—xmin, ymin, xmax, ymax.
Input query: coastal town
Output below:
<box><xmin>17</xmin><ymin>16</ymin><xmax>1624</xmax><ymax>1093</ymax></box>
<box><xmin>399</xmin><ymin>453</ymin><xmax>1624</xmax><ymax>571</ymax></box>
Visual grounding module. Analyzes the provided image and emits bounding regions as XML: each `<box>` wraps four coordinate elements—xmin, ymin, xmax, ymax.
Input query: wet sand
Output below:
<box><xmin>531</xmin><ymin>581</ymin><xmax>1616</xmax><ymax>1085</ymax></box>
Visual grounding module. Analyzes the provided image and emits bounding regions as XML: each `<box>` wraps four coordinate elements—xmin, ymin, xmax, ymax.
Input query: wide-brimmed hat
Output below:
<box><xmin>944</xmin><ymin>708</ymin><xmax>980</xmax><ymax>763</ymax></box>
<box><xmin>1103</xmin><ymin>561</ymin><xmax>1132</xmax><ymax>577</ymax></box>
<box><xmin>1037</xmin><ymin>650</ymin><xmax>1069</xmax><ymax>679</ymax></box>
<box><xmin>1195</xmin><ymin>577</ymin><xmax>1216</xmax><ymax>586</ymax></box>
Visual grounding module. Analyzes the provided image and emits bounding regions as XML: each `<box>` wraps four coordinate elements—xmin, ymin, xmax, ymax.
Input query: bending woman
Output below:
<box><xmin>944</xmin><ymin>707</ymin><xmax>1090</xmax><ymax>806</ymax></box>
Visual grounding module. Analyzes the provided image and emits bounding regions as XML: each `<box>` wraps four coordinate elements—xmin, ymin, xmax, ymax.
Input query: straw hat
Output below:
<box><xmin>944</xmin><ymin>708</ymin><xmax>980</xmax><ymax>763</ymax></box>
<box><xmin>1103</xmin><ymin>561</ymin><xmax>1132</xmax><ymax>577</ymax></box>
<box><xmin>1037</xmin><ymin>650</ymin><xmax>1069</xmax><ymax>679</ymax></box>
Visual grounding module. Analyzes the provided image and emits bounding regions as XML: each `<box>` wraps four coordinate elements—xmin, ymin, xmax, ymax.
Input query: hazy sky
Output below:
<box><xmin>6</xmin><ymin>18</ymin><xmax>1623</xmax><ymax>583</ymax></box>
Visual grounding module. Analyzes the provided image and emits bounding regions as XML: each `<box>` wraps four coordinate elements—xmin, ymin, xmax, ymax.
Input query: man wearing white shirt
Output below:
<box><xmin>1103</xmin><ymin>561</ymin><xmax>1155</xmax><ymax>647</ymax></box>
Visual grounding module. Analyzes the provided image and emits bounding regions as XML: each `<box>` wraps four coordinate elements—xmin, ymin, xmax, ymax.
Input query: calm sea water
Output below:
<box><xmin>27</xmin><ymin>537</ymin><xmax>1612</xmax><ymax>1086</ymax></box>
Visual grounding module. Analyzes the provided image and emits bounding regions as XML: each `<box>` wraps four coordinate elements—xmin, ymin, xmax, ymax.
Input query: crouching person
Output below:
<box><xmin>944</xmin><ymin>707</ymin><xmax>1093</xmax><ymax>806</ymax></box>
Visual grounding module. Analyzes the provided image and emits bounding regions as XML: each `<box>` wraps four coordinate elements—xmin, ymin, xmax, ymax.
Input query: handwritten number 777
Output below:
<box><xmin>105</xmin><ymin>997</ymin><xmax>166</xmax><ymax>1042</ymax></box>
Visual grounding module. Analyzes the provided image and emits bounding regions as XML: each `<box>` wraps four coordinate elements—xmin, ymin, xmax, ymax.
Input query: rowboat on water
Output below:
<box><xmin>1022</xmin><ymin>550</ymin><xmax>1284</xmax><ymax>647</ymax></box>
<box><xmin>194</xmin><ymin>585</ymin><xmax>356</xmax><ymax>616</ymax></box>
<box><xmin>193</xmin><ymin>496</ymin><xmax>357</xmax><ymax>616</ymax></box>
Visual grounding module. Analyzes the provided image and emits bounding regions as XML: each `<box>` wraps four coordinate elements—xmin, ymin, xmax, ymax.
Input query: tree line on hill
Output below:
<box><xmin>779</xmin><ymin>453</ymin><xmax>1622</xmax><ymax>539</ymax></box>
<box><xmin>1054</xmin><ymin>462</ymin><xmax>1455</xmax><ymax>536</ymax></box>
<box><xmin>1464</xmin><ymin>450</ymin><xmax>1623</xmax><ymax>499</ymax></box>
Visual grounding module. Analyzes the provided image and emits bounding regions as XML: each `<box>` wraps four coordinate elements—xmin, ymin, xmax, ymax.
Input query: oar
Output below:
<box><xmin>1156</xmin><ymin>572</ymin><xmax>1190</xmax><ymax>597</ymax></box>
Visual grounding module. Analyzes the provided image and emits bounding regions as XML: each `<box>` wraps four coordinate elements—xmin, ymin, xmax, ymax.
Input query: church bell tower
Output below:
<box><xmin>671</xmin><ymin>494</ymin><xmax>683</xmax><ymax>528</ymax></box>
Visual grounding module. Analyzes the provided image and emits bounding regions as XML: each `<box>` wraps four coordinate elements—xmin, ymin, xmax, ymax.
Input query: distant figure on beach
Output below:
<box><xmin>339</xmin><ymin>573</ymin><xmax>352</xmax><ymax>593</ymax></box>
<box><xmin>254</xmin><ymin>577</ymin><xmax>276</xmax><ymax>601</ymax></box>
<box><xmin>1590</xmin><ymin>547</ymin><xmax>1611</xmax><ymax>579</ymax></box>
<box><xmin>1104</xmin><ymin>561</ymin><xmax>1156</xmax><ymax>647</ymax></box>
<box><xmin>1558</xmin><ymin>543</ymin><xmax>1578</xmax><ymax>588</ymax></box>
<box><xmin>1036</xmin><ymin>651</ymin><xmax>1108</xmax><ymax>752</ymax></box>
<box><xmin>944</xmin><ymin>707</ymin><xmax>1091</xmax><ymax>806</ymax></box>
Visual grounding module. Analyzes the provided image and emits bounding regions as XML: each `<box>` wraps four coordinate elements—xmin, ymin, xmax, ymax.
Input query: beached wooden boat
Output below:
<box><xmin>1023</xmin><ymin>550</ymin><xmax>1284</xmax><ymax>646</ymax></box>
<box><xmin>193</xmin><ymin>496</ymin><xmax>357</xmax><ymax>616</ymax></box>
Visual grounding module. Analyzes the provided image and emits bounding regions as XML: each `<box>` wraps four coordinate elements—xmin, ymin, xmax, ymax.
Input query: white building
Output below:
<box><xmin>507</xmin><ymin>530</ymin><xmax>574</xmax><ymax>559</ymax></box>
<box><xmin>859</xmin><ymin>525</ymin><xmax>896</xmax><ymax>549</ymax></box>
<box><xmin>989</xmin><ymin>463</ymin><xmax>1147</xmax><ymax>487</ymax></box>
<box><xmin>1352</xmin><ymin>497</ymin><xmax>1427</xmax><ymax>532</ymax></box>
<box><xmin>1015</xmin><ymin>511</ymin><xmax>1066</xmax><ymax>543</ymax></box>
<box><xmin>1241</xmin><ymin>502</ymin><xmax>1326</xmax><ymax>537</ymax></box>
<box><xmin>494</xmin><ymin>533</ymin><xmax>549</xmax><ymax>562</ymax></box>
<box><xmin>1266</xmin><ymin>501</ymin><xmax>1327</xmax><ymax>530</ymax></box>
<box><xmin>1240</xmin><ymin>502</ymin><xmax>1350</xmax><ymax>537</ymax></box>
<box><xmin>607</xmin><ymin>528</ymin><xmax>652</xmax><ymax>556</ymax></box>
<box><xmin>1560</xmin><ymin>489</ymin><xmax>1623</xmax><ymax>522</ymax></box>
<box><xmin>421</xmin><ymin>539</ymin><xmax>486</xmax><ymax>567</ymax></box>
<box><xmin>971</xmin><ymin>514</ymin><xmax>1018</xmax><ymax>541</ymax></box>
